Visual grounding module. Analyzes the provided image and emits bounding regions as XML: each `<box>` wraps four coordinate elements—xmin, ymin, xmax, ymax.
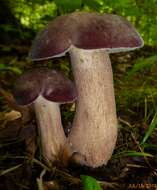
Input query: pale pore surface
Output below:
<box><xmin>69</xmin><ymin>47</ymin><xmax>118</xmax><ymax>167</ymax></box>
<box><xmin>34</xmin><ymin>95</ymin><xmax>66</xmax><ymax>163</ymax></box>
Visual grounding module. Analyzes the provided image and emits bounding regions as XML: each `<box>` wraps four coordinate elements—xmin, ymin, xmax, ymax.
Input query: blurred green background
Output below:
<box><xmin>1</xmin><ymin>0</ymin><xmax>157</xmax><ymax>45</ymax></box>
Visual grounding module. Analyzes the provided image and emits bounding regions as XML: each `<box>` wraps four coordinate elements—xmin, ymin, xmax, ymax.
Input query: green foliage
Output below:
<box><xmin>141</xmin><ymin>143</ymin><xmax>157</xmax><ymax>150</ymax></box>
<box><xmin>83</xmin><ymin>0</ymin><xmax>102</xmax><ymax>11</ymax></box>
<box><xmin>7</xmin><ymin>0</ymin><xmax>157</xmax><ymax>45</ymax></box>
<box><xmin>0</xmin><ymin>63</ymin><xmax>22</xmax><ymax>74</ymax></box>
<box><xmin>116</xmin><ymin>86</ymin><xmax>157</xmax><ymax>110</ymax></box>
<box><xmin>116</xmin><ymin>52</ymin><xmax>157</xmax><ymax>110</ymax></box>
<box><xmin>114</xmin><ymin>150</ymin><xmax>153</xmax><ymax>158</ymax></box>
<box><xmin>127</xmin><ymin>54</ymin><xmax>157</xmax><ymax>76</ymax></box>
<box><xmin>81</xmin><ymin>175</ymin><xmax>102</xmax><ymax>190</ymax></box>
<box><xmin>13</xmin><ymin>1</ymin><xmax>57</xmax><ymax>30</ymax></box>
<box><xmin>54</xmin><ymin>0</ymin><xmax>82</xmax><ymax>13</ymax></box>
<box><xmin>141</xmin><ymin>113</ymin><xmax>157</xmax><ymax>144</ymax></box>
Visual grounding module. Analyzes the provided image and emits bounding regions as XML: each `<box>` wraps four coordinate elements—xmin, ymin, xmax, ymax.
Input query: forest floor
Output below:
<box><xmin>0</xmin><ymin>44</ymin><xmax>157</xmax><ymax>190</ymax></box>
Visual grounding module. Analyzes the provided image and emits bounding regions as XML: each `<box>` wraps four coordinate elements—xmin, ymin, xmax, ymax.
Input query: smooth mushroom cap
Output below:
<box><xmin>13</xmin><ymin>68</ymin><xmax>77</xmax><ymax>105</ymax></box>
<box><xmin>29</xmin><ymin>12</ymin><xmax>144</xmax><ymax>60</ymax></box>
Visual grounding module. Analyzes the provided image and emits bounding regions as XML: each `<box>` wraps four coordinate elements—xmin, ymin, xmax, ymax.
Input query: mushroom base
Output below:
<box><xmin>69</xmin><ymin>46</ymin><xmax>118</xmax><ymax>167</ymax></box>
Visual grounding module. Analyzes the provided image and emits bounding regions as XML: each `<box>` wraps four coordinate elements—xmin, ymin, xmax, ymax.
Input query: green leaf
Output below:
<box><xmin>0</xmin><ymin>63</ymin><xmax>6</xmax><ymax>70</ymax></box>
<box><xmin>127</xmin><ymin>54</ymin><xmax>157</xmax><ymax>76</ymax></box>
<box><xmin>124</xmin><ymin>151</ymin><xmax>153</xmax><ymax>157</ymax></box>
<box><xmin>81</xmin><ymin>175</ymin><xmax>102</xmax><ymax>190</ymax></box>
<box><xmin>150</xmin><ymin>25</ymin><xmax>157</xmax><ymax>43</ymax></box>
<box><xmin>141</xmin><ymin>114</ymin><xmax>157</xmax><ymax>144</ymax></box>
<box><xmin>0</xmin><ymin>63</ymin><xmax>22</xmax><ymax>74</ymax></box>
<box><xmin>103</xmin><ymin>0</ymin><xmax>130</xmax><ymax>8</ymax></box>
<box><xmin>141</xmin><ymin>143</ymin><xmax>157</xmax><ymax>150</ymax></box>
<box><xmin>54</xmin><ymin>0</ymin><xmax>82</xmax><ymax>12</ymax></box>
<box><xmin>83</xmin><ymin>0</ymin><xmax>102</xmax><ymax>11</ymax></box>
<box><xmin>124</xmin><ymin>6</ymin><xmax>141</xmax><ymax>16</ymax></box>
<box><xmin>113</xmin><ymin>150</ymin><xmax>153</xmax><ymax>159</ymax></box>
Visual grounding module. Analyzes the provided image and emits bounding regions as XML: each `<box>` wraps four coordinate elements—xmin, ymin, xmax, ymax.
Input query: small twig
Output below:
<box><xmin>31</xmin><ymin>158</ymin><xmax>50</xmax><ymax>172</ymax></box>
<box><xmin>31</xmin><ymin>158</ymin><xmax>81</xmax><ymax>185</ymax></box>
<box><xmin>15</xmin><ymin>183</ymin><xmax>30</xmax><ymax>189</ymax></box>
<box><xmin>118</xmin><ymin>117</ymin><xmax>133</xmax><ymax>128</ymax></box>
<box><xmin>0</xmin><ymin>163</ymin><xmax>23</xmax><ymax>176</ymax></box>
<box><xmin>126</xmin><ymin>163</ymin><xmax>147</xmax><ymax>168</ymax></box>
<box><xmin>37</xmin><ymin>169</ymin><xmax>46</xmax><ymax>190</ymax></box>
<box><xmin>99</xmin><ymin>181</ymin><xmax>119</xmax><ymax>189</ymax></box>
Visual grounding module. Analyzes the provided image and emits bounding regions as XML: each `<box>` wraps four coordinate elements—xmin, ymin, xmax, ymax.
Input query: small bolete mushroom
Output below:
<box><xmin>29</xmin><ymin>12</ymin><xmax>144</xmax><ymax>167</ymax></box>
<box><xmin>13</xmin><ymin>68</ymin><xmax>77</xmax><ymax>164</ymax></box>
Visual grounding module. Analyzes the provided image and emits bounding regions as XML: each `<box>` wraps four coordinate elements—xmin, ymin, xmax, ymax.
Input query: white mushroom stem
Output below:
<box><xmin>34</xmin><ymin>95</ymin><xmax>66</xmax><ymax>164</ymax></box>
<box><xmin>68</xmin><ymin>46</ymin><xmax>118</xmax><ymax>167</ymax></box>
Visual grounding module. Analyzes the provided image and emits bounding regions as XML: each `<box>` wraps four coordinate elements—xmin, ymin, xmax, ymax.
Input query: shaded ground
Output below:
<box><xmin>0</xmin><ymin>44</ymin><xmax>157</xmax><ymax>189</ymax></box>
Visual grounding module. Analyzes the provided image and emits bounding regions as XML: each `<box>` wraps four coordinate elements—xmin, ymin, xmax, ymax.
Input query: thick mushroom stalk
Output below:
<box><xmin>13</xmin><ymin>68</ymin><xmax>77</xmax><ymax>164</ymax></box>
<box><xmin>69</xmin><ymin>47</ymin><xmax>117</xmax><ymax>167</ymax></box>
<box><xmin>34</xmin><ymin>95</ymin><xmax>66</xmax><ymax>163</ymax></box>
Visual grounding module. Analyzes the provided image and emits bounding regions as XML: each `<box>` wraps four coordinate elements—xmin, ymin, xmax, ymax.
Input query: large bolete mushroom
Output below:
<box><xmin>29</xmin><ymin>12</ymin><xmax>144</xmax><ymax>167</ymax></box>
<box><xmin>13</xmin><ymin>68</ymin><xmax>76</xmax><ymax>164</ymax></box>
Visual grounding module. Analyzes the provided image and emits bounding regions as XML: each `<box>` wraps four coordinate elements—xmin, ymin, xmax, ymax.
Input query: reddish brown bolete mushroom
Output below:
<box><xmin>13</xmin><ymin>68</ymin><xmax>76</xmax><ymax>164</ymax></box>
<box><xmin>29</xmin><ymin>12</ymin><xmax>144</xmax><ymax>167</ymax></box>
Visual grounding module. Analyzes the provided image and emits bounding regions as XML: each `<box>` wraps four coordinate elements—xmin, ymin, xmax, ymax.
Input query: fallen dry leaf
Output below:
<box><xmin>0</xmin><ymin>87</ymin><xmax>33</xmax><ymax>123</ymax></box>
<box><xmin>5</xmin><ymin>110</ymin><xmax>21</xmax><ymax>121</ymax></box>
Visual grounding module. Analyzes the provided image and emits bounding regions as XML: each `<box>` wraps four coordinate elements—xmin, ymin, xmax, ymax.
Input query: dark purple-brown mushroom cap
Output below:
<box><xmin>13</xmin><ymin>68</ymin><xmax>77</xmax><ymax>105</ymax></box>
<box><xmin>29</xmin><ymin>12</ymin><xmax>144</xmax><ymax>61</ymax></box>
